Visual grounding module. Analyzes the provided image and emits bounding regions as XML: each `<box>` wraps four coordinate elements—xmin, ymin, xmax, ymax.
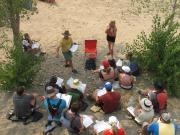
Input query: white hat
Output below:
<box><xmin>161</xmin><ymin>112</ymin><xmax>171</xmax><ymax>123</ymax></box>
<box><xmin>108</xmin><ymin>116</ymin><xmax>118</xmax><ymax>124</ymax></box>
<box><xmin>122</xmin><ymin>66</ymin><xmax>131</xmax><ymax>73</ymax></box>
<box><xmin>140</xmin><ymin>98</ymin><xmax>153</xmax><ymax>111</ymax></box>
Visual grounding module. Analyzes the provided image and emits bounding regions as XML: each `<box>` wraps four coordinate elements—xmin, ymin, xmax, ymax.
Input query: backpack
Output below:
<box><xmin>85</xmin><ymin>58</ymin><xmax>96</xmax><ymax>70</ymax></box>
<box><xmin>47</xmin><ymin>98</ymin><xmax>61</xmax><ymax>118</ymax></box>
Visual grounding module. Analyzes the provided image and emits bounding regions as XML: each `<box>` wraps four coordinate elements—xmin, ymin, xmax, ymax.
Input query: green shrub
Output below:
<box><xmin>129</xmin><ymin>15</ymin><xmax>180</xmax><ymax>96</ymax></box>
<box><xmin>0</xmin><ymin>34</ymin><xmax>43</xmax><ymax>91</ymax></box>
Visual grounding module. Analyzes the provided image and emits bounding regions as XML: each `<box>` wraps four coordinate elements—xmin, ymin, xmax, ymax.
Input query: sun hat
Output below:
<box><xmin>62</xmin><ymin>30</ymin><xmax>71</xmax><ymax>36</ymax></box>
<box><xmin>122</xmin><ymin>65</ymin><xmax>131</xmax><ymax>73</ymax></box>
<box><xmin>140</xmin><ymin>98</ymin><xmax>153</xmax><ymax>111</ymax></box>
<box><xmin>70</xmin><ymin>79</ymin><xmax>81</xmax><ymax>89</ymax></box>
<box><xmin>102</xmin><ymin>59</ymin><xmax>110</xmax><ymax>69</ymax></box>
<box><xmin>46</xmin><ymin>86</ymin><xmax>56</xmax><ymax>98</ymax></box>
<box><xmin>161</xmin><ymin>112</ymin><xmax>171</xmax><ymax>123</ymax></box>
<box><xmin>104</xmin><ymin>82</ymin><xmax>112</xmax><ymax>91</ymax></box>
<box><xmin>108</xmin><ymin>116</ymin><xmax>118</xmax><ymax>124</ymax></box>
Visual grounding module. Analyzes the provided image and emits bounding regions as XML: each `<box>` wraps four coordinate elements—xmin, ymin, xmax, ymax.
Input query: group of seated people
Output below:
<box><xmin>9</xmin><ymin>52</ymin><xmax>178</xmax><ymax>135</ymax></box>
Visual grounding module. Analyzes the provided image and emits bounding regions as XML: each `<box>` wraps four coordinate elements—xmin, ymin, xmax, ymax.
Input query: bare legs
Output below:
<box><xmin>107</xmin><ymin>41</ymin><xmax>114</xmax><ymax>58</ymax></box>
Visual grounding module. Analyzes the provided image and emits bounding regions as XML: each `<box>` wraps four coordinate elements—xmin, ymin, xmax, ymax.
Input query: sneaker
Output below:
<box><xmin>72</xmin><ymin>69</ymin><xmax>78</xmax><ymax>73</ymax></box>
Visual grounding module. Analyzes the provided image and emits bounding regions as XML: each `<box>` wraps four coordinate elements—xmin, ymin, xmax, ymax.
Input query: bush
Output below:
<box><xmin>0</xmin><ymin>34</ymin><xmax>43</xmax><ymax>91</ymax></box>
<box><xmin>129</xmin><ymin>15</ymin><xmax>180</xmax><ymax>96</ymax></box>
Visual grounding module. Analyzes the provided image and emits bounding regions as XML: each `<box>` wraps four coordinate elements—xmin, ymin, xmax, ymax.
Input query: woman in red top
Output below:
<box><xmin>103</xmin><ymin>116</ymin><xmax>125</xmax><ymax>135</ymax></box>
<box><xmin>105</xmin><ymin>21</ymin><xmax>117</xmax><ymax>58</ymax></box>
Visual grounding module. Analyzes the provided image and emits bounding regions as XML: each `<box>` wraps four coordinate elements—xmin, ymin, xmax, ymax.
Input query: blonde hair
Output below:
<box><xmin>111</xmin><ymin>122</ymin><xmax>118</xmax><ymax>135</ymax></box>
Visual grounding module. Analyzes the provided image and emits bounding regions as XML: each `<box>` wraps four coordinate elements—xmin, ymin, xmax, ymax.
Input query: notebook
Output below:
<box><xmin>127</xmin><ymin>106</ymin><xmax>141</xmax><ymax>123</ymax></box>
<box><xmin>69</xmin><ymin>44</ymin><xmax>78</xmax><ymax>52</ymax></box>
<box><xmin>56</xmin><ymin>93</ymin><xmax>72</xmax><ymax>108</ymax></box>
<box><xmin>56</xmin><ymin>77</ymin><xmax>64</xmax><ymax>87</ymax></box>
<box><xmin>93</xmin><ymin>120</ymin><xmax>111</xmax><ymax>133</ymax></box>
<box><xmin>81</xmin><ymin>115</ymin><xmax>94</xmax><ymax>128</ymax></box>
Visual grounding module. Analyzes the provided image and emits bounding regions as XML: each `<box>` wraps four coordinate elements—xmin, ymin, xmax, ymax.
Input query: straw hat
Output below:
<box><xmin>70</xmin><ymin>79</ymin><xmax>81</xmax><ymax>89</ymax></box>
<box><xmin>140</xmin><ymin>98</ymin><xmax>153</xmax><ymax>111</ymax></box>
<box><xmin>62</xmin><ymin>30</ymin><xmax>71</xmax><ymax>36</ymax></box>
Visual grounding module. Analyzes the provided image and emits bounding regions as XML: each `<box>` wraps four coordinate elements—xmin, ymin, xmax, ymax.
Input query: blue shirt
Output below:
<box><xmin>44</xmin><ymin>98</ymin><xmax>66</xmax><ymax>121</ymax></box>
<box><xmin>148</xmin><ymin>122</ymin><xmax>178</xmax><ymax>135</ymax></box>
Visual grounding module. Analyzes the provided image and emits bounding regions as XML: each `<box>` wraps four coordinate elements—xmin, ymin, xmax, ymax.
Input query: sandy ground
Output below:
<box><xmin>0</xmin><ymin>0</ymin><xmax>180</xmax><ymax>135</ymax></box>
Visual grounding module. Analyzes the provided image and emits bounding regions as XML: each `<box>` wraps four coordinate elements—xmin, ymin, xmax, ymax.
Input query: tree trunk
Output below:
<box><xmin>7</xmin><ymin>0</ymin><xmax>21</xmax><ymax>44</ymax></box>
<box><xmin>172</xmin><ymin>0</ymin><xmax>177</xmax><ymax>15</ymax></box>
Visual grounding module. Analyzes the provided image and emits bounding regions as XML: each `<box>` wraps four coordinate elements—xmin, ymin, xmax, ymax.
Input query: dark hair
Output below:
<box><xmin>50</xmin><ymin>76</ymin><xmax>57</xmax><ymax>84</ymax></box>
<box><xmin>126</xmin><ymin>52</ymin><xmax>133</xmax><ymax>60</ymax></box>
<box><xmin>154</xmin><ymin>81</ymin><xmax>164</xmax><ymax>92</ymax></box>
<box><xmin>16</xmin><ymin>86</ymin><xmax>25</xmax><ymax>96</ymax></box>
<box><xmin>70</xmin><ymin>102</ymin><xmax>80</xmax><ymax>114</ymax></box>
<box><xmin>108</xmin><ymin>59</ymin><xmax>116</xmax><ymax>69</ymax></box>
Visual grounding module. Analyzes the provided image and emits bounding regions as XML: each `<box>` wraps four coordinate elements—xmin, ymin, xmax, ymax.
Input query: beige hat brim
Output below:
<box><xmin>140</xmin><ymin>98</ymin><xmax>153</xmax><ymax>111</ymax></box>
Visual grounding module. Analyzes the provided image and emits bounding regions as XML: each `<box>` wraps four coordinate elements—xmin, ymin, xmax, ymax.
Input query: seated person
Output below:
<box><xmin>103</xmin><ymin>116</ymin><xmax>125</xmax><ymax>135</ymax></box>
<box><xmin>142</xmin><ymin>112</ymin><xmax>178</xmax><ymax>135</ymax></box>
<box><xmin>68</xmin><ymin>79</ymin><xmax>88</xmax><ymax>111</ymax></box>
<box><xmin>138</xmin><ymin>81</ymin><xmax>168</xmax><ymax>114</ymax></box>
<box><xmin>61</xmin><ymin>102</ymin><xmax>84</xmax><ymax>134</ymax></box>
<box><xmin>133</xmin><ymin>98</ymin><xmax>154</xmax><ymax>125</ymax></box>
<box><xmin>13</xmin><ymin>86</ymin><xmax>37</xmax><ymax>119</ymax></box>
<box><xmin>42</xmin><ymin>87</ymin><xmax>66</xmax><ymax>125</ymax></box>
<box><xmin>22</xmin><ymin>33</ymin><xmax>45</xmax><ymax>55</ymax></box>
<box><xmin>97</xmin><ymin>59</ymin><xmax>118</xmax><ymax>84</ymax></box>
<box><xmin>93</xmin><ymin>82</ymin><xmax>121</xmax><ymax>113</ymax></box>
<box><xmin>119</xmin><ymin>66</ymin><xmax>134</xmax><ymax>90</ymax></box>
<box><xmin>45</xmin><ymin>76</ymin><xmax>66</xmax><ymax>94</ymax></box>
<box><xmin>126</xmin><ymin>52</ymin><xmax>139</xmax><ymax>76</ymax></box>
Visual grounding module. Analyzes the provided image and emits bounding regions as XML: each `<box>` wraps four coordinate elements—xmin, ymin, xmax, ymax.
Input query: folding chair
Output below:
<box><xmin>84</xmin><ymin>40</ymin><xmax>97</xmax><ymax>59</ymax></box>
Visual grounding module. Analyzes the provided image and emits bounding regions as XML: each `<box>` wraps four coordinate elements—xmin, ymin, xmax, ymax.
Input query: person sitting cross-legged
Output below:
<box><xmin>119</xmin><ymin>66</ymin><xmax>134</xmax><ymax>90</ymax></box>
<box><xmin>13</xmin><ymin>86</ymin><xmax>38</xmax><ymax>122</ymax></box>
<box><xmin>42</xmin><ymin>86</ymin><xmax>66</xmax><ymax>127</ymax></box>
<box><xmin>93</xmin><ymin>82</ymin><xmax>121</xmax><ymax>113</ymax></box>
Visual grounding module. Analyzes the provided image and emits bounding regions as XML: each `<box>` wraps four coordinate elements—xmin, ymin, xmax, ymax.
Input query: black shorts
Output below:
<box><xmin>106</xmin><ymin>35</ymin><xmax>116</xmax><ymax>43</ymax></box>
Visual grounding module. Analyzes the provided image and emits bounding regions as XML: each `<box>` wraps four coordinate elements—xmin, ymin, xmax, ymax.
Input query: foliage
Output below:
<box><xmin>0</xmin><ymin>33</ymin><xmax>43</xmax><ymax>91</ymax></box>
<box><xmin>130</xmin><ymin>0</ymin><xmax>180</xmax><ymax>18</ymax></box>
<box><xmin>127</xmin><ymin>15</ymin><xmax>180</xmax><ymax>96</ymax></box>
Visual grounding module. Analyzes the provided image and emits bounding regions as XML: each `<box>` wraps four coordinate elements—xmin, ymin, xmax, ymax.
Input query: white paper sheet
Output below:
<box><xmin>127</xmin><ymin>106</ymin><xmax>135</xmax><ymax>117</ymax></box>
<box><xmin>116</xmin><ymin>59</ymin><xmax>123</xmax><ymax>67</ymax></box>
<box><xmin>82</xmin><ymin>115</ymin><xmax>94</xmax><ymax>128</ymax></box>
<box><xmin>31</xmin><ymin>43</ymin><xmax>40</xmax><ymax>49</ymax></box>
<box><xmin>127</xmin><ymin>106</ymin><xmax>141</xmax><ymax>123</ymax></box>
<box><xmin>56</xmin><ymin>77</ymin><xmax>64</xmax><ymax>87</ymax></box>
<box><xmin>93</xmin><ymin>120</ymin><xmax>111</xmax><ymax>133</ymax></box>
<box><xmin>97</xmin><ymin>88</ymin><xmax>107</xmax><ymax>97</ymax></box>
<box><xmin>69</xmin><ymin>44</ymin><xmax>79</xmax><ymax>52</ymax></box>
<box><xmin>56</xmin><ymin>93</ymin><xmax>72</xmax><ymax>108</ymax></box>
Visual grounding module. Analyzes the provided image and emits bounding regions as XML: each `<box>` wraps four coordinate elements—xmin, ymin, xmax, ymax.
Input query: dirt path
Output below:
<box><xmin>0</xmin><ymin>0</ymin><xmax>180</xmax><ymax>135</ymax></box>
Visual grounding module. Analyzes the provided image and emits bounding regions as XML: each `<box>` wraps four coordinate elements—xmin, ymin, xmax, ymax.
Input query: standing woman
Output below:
<box><xmin>105</xmin><ymin>21</ymin><xmax>117</xmax><ymax>58</ymax></box>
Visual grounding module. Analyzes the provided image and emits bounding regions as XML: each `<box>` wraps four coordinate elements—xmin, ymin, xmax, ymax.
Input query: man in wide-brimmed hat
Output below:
<box><xmin>56</xmin><ymin>30</ymin><xmax>78</xmax><ymax>73</ymax></box>
<box><xmin>134</xmin><ymin>98</ymin><xmax>154</xmax><ymax>125</ymax></box>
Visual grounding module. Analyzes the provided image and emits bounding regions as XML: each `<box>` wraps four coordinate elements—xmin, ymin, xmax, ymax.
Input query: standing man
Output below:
<box><xmin>56</xmin><ymin>30</ymin><xmax>78</xmax><ymax>73</ymax></box>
